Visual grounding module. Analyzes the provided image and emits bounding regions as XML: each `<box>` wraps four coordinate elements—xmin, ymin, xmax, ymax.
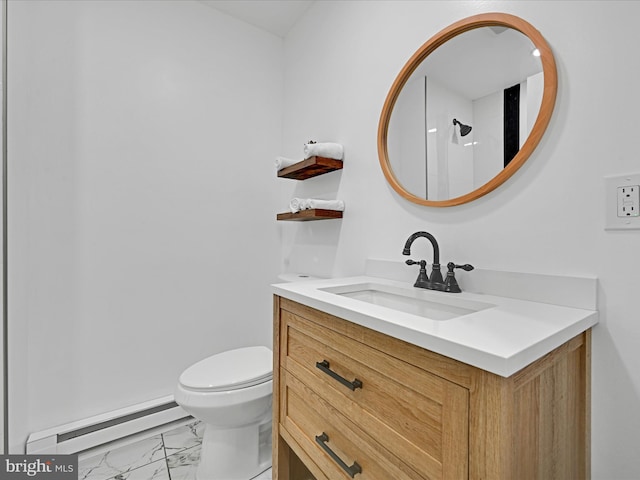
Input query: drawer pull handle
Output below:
<box><xmin>316</xmin><ymin>360</ymin><xmax>363</xmax><ymax>391</ymax></box>
<box><xmin>315</xmin><ymin>432</ymin><xmax>362</xmax><ymax>478</ymax></box>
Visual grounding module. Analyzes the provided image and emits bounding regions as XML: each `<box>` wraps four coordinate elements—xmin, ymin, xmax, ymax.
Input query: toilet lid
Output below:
<box><xmin>179</xmin><ymin>346</ymin><xmax>273</xmax><ymax>392</ymax></box>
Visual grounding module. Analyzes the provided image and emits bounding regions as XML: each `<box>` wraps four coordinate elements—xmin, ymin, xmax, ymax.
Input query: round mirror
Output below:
<box><xmin>378</xmin><ymin>13</ymin><xmax>557</xmax><ymax>207</ymax></box>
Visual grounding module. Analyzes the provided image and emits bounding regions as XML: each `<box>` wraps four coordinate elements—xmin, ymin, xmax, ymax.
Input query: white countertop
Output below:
<box><xmin>272</xmin><ymin>275</ymin><xmax>598</xmax><ymax>377</ymax></box>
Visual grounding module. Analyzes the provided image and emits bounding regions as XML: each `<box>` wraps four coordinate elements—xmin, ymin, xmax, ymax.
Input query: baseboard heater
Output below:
<box><xmin>26</xmin><ymin>395</ymin><xmax>190</xmax><ymax>454</ymax></box>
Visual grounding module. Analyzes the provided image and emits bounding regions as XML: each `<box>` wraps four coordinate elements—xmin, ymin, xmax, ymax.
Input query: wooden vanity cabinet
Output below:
<box><xmin>273</xmin><ymin>296</ymin><xmax>591</xmax><ymax>480</ymax></box>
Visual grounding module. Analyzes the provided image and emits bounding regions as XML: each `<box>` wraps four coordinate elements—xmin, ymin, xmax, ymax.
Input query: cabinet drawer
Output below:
<box><xmin>281</xmin><ymin>369</ymin><xmax>426</xmax><ymax>480</ymax></box>
<box><xmin>280</xmin><ymin>309</ymin><xmax>468</xmax><ymax>480</ymax></box>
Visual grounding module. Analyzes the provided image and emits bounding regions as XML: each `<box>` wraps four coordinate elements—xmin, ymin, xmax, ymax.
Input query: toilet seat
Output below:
<box><xmin>179</xmin><ymin>346</ymin><xmax>272</xmax><ymax>392</ymax></box>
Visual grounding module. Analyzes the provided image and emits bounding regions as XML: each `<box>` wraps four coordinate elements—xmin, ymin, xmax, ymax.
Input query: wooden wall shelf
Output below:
<box><xmin>277</xmin><ymin>209</ymin><xmax>343</xmax><ymax>221</ymax></box>
<box><xmin>277</xmin><ymin>156</ymin><xmax>343</xmax><ymax>180</ymax></box>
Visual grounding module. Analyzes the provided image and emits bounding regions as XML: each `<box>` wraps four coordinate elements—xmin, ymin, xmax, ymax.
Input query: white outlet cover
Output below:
<box><xmin>605</xmin><ymin>173</ymin><xmax>640</xmax><ymax>230</ymax></box>
<box><xmin>617</xmin><ymin>185</ymin><xmax>640</xmax><ymax>217</ymax></box>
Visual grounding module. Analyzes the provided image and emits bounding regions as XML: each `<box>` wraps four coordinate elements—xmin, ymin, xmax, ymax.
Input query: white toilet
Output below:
<box><xmin>174</xmin><ymin>346</ymin><xmax>273</xmax><ymax>480</ymax></box>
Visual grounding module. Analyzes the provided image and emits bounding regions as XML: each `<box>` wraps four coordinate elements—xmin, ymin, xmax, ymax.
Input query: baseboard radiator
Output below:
<box><xmin>26</xmin><ymin>395</ymin><xmax>190</xmax><ymax>454</ymax></box>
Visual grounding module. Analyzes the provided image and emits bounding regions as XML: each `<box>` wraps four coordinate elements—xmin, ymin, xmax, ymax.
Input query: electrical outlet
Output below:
<box><xmin>617</xmin><ymin>185</ymin><xmax>640</xmax><ymax>217</ymax></box>
<box><xmin>605</xmin><ymin>173</ymin><xmax>640</xmax><ymax>230</ymax></box>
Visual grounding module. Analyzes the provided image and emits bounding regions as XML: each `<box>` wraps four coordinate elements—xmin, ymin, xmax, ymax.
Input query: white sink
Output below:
<box><xmin>273</xmin><ymin>273</ymin><xmax>599</xmax><ymax>376</ymax></box>
<box><xmin>320</xmin><ymin>282</ymin><xmax>494</xmax><ymax>320</ymax></box>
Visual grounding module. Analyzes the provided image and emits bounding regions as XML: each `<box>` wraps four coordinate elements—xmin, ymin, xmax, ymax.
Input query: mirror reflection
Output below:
<box><xmin>387</xmin><ymin>26</ymin><xmax>543</xmax><ymax>201</ymax></box>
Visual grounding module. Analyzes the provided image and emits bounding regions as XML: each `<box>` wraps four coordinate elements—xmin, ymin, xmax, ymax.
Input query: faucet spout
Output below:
<box><xmin>402</xmin><ymin>231</ymin><xmax>440</xmax><ymax>265</ymax></box>
<box><xmin>403</xmin><ymin>231</ymin><xmax>444</xmax><ymax>287</ymax></box>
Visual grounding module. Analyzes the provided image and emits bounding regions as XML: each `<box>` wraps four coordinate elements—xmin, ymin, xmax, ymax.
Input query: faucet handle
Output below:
<box><xmin>450</xmin><ymin>263</ymin><xmax>474</xmax><ymax>272</ymax></box>
<box><xmin>406</xmin><ymin>259</ymin><xmax>430</xmax><ymax>288</ymax></box>
<box><xmin>444</xmin><ymin>262</ymin><xmax>474</xmax><ymax>293</ymax></box>
<box><xmin>405</xmin><ymin>259</ymin><xmax>425</xmax><ymax>267</ymax></box>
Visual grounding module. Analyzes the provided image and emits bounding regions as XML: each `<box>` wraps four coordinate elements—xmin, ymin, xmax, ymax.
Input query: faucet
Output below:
<box><xmin>403</xmin><ymin>231</ymin><xmax>444</xmax><ymax>287</ymax></box>
<box><xmin>402</xmin><ymin>231</ymin><xmax>473</xmax><ymax>293</ymax></box>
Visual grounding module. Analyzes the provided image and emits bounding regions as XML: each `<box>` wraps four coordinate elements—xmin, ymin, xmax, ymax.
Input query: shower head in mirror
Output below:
<box><xmin>453</xmin><ymin>119</ymin><xmax>472</xmax><ymax>136</ymax></box>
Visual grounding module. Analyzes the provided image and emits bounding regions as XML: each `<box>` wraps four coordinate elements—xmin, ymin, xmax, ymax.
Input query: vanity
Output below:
<box><xmin>271</xmin><ymin>269</ymin><xmax>597</xmax><ymax>480</ymax></box>
<box><xmin>271</xmin><ymin>10</ymin><xmax>589</xmax><ymax>479</ymax></box>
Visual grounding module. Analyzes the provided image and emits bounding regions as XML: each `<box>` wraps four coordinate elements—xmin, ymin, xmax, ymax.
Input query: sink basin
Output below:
<box><xmin>320</xmin><ymin>282</ymin><xmax>494</xmax><ymax>320</ymax></box>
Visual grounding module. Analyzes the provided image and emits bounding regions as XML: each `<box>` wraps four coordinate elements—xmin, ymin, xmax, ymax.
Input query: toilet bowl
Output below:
<box><xmin>174</xmin><ymin>346</ymin><xmax>273</xmax><ymax>480</ymax></box>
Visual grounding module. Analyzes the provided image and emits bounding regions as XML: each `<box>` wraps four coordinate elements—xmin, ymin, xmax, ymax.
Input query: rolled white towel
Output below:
<box><xmin>305</xmin><ymin>199</ymin><xmax>345</xmax><ymax>211</ymax></box>
<box><xmin>275</xmin><ymin>156</ymin><xmax>298</xmax><ymax>171</ymax></box>
<box><xmin>303</xmin><ymin>142</ymin><xmax>344</xmax><ymax>160</ymax></box>
<box><xmin>289</xmin><ymin>197</ymin><xmax>310</xmax><ymax>213</ymax></box>
<box><xmin>289</xmin><ymin>198</ymin><xmax>345</xmax><ymax>213</ymax></box>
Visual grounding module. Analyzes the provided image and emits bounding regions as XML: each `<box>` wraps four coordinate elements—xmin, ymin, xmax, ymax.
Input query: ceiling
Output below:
<box><xmin>412</xmin><ymin>26</ymin><xmax>543</xmax><ymax>100</ymax></box>
<box><xmin>199</xmin><ymin>0</ymin><xmax>315</xmax><ymax>37</ymax></box>
<box><xmin>198</xmin><ymin>2</ymin><xmax>542</xmax><ymax>101</ymax></box>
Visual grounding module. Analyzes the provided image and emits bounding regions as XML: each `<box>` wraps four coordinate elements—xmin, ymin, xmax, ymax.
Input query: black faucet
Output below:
<box><xmin>402</xmin><ymin>231</ymin><xmax>473</xmax><ymax>293</ymax></box>
<box><xmin>403</xmin><ymin>231</ymin><xmax>443</xmax><ymax>286</ymax></box>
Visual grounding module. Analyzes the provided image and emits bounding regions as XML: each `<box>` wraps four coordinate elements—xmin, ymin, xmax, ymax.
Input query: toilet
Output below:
<box><xmin>174</xmin><ymin>346</ymin><xmax>273</xmax><ymax>480</ymax></box>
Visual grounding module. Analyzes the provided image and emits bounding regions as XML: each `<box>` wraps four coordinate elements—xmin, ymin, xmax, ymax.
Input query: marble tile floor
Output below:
<box><xmin>78</xmin><ymin>419</ymin><xmax>272</xmax><ymax>480</ymax></box>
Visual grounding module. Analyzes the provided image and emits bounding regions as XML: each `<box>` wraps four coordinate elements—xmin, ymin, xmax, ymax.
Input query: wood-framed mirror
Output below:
<box><xmin>378</xmin><ymin>13</ymin><xmax>557</xmax><ymax>207</ymax></box>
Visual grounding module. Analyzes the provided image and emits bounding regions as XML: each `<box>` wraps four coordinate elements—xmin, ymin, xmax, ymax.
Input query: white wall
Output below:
<box><xmin>526</xmin><ymin>70</ymin><xmax>544</xmax><ymax>144</ymax></box>
<box><xmin>387</xmin><ymin>76</ymin><xmax>426</xmax><ymax>198</ymax></box>
<box><xmin>427</xmin><ymin>76</ymin><xmax>474</xmax><ymax>200</ymax></box>
<box><xmin>473</xmin><ymin>89</ymin><xmax>503</xmax><ymax>187</ymax></box>
<box><xmin>282</xmin><ymin>1</ymin><xmax>640</xmax><ymax>478</ymax></box>
<box><xmin>8</xmin><ymin>0</ymin><xmax>282</xmax><ymax>452</ymax></box>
